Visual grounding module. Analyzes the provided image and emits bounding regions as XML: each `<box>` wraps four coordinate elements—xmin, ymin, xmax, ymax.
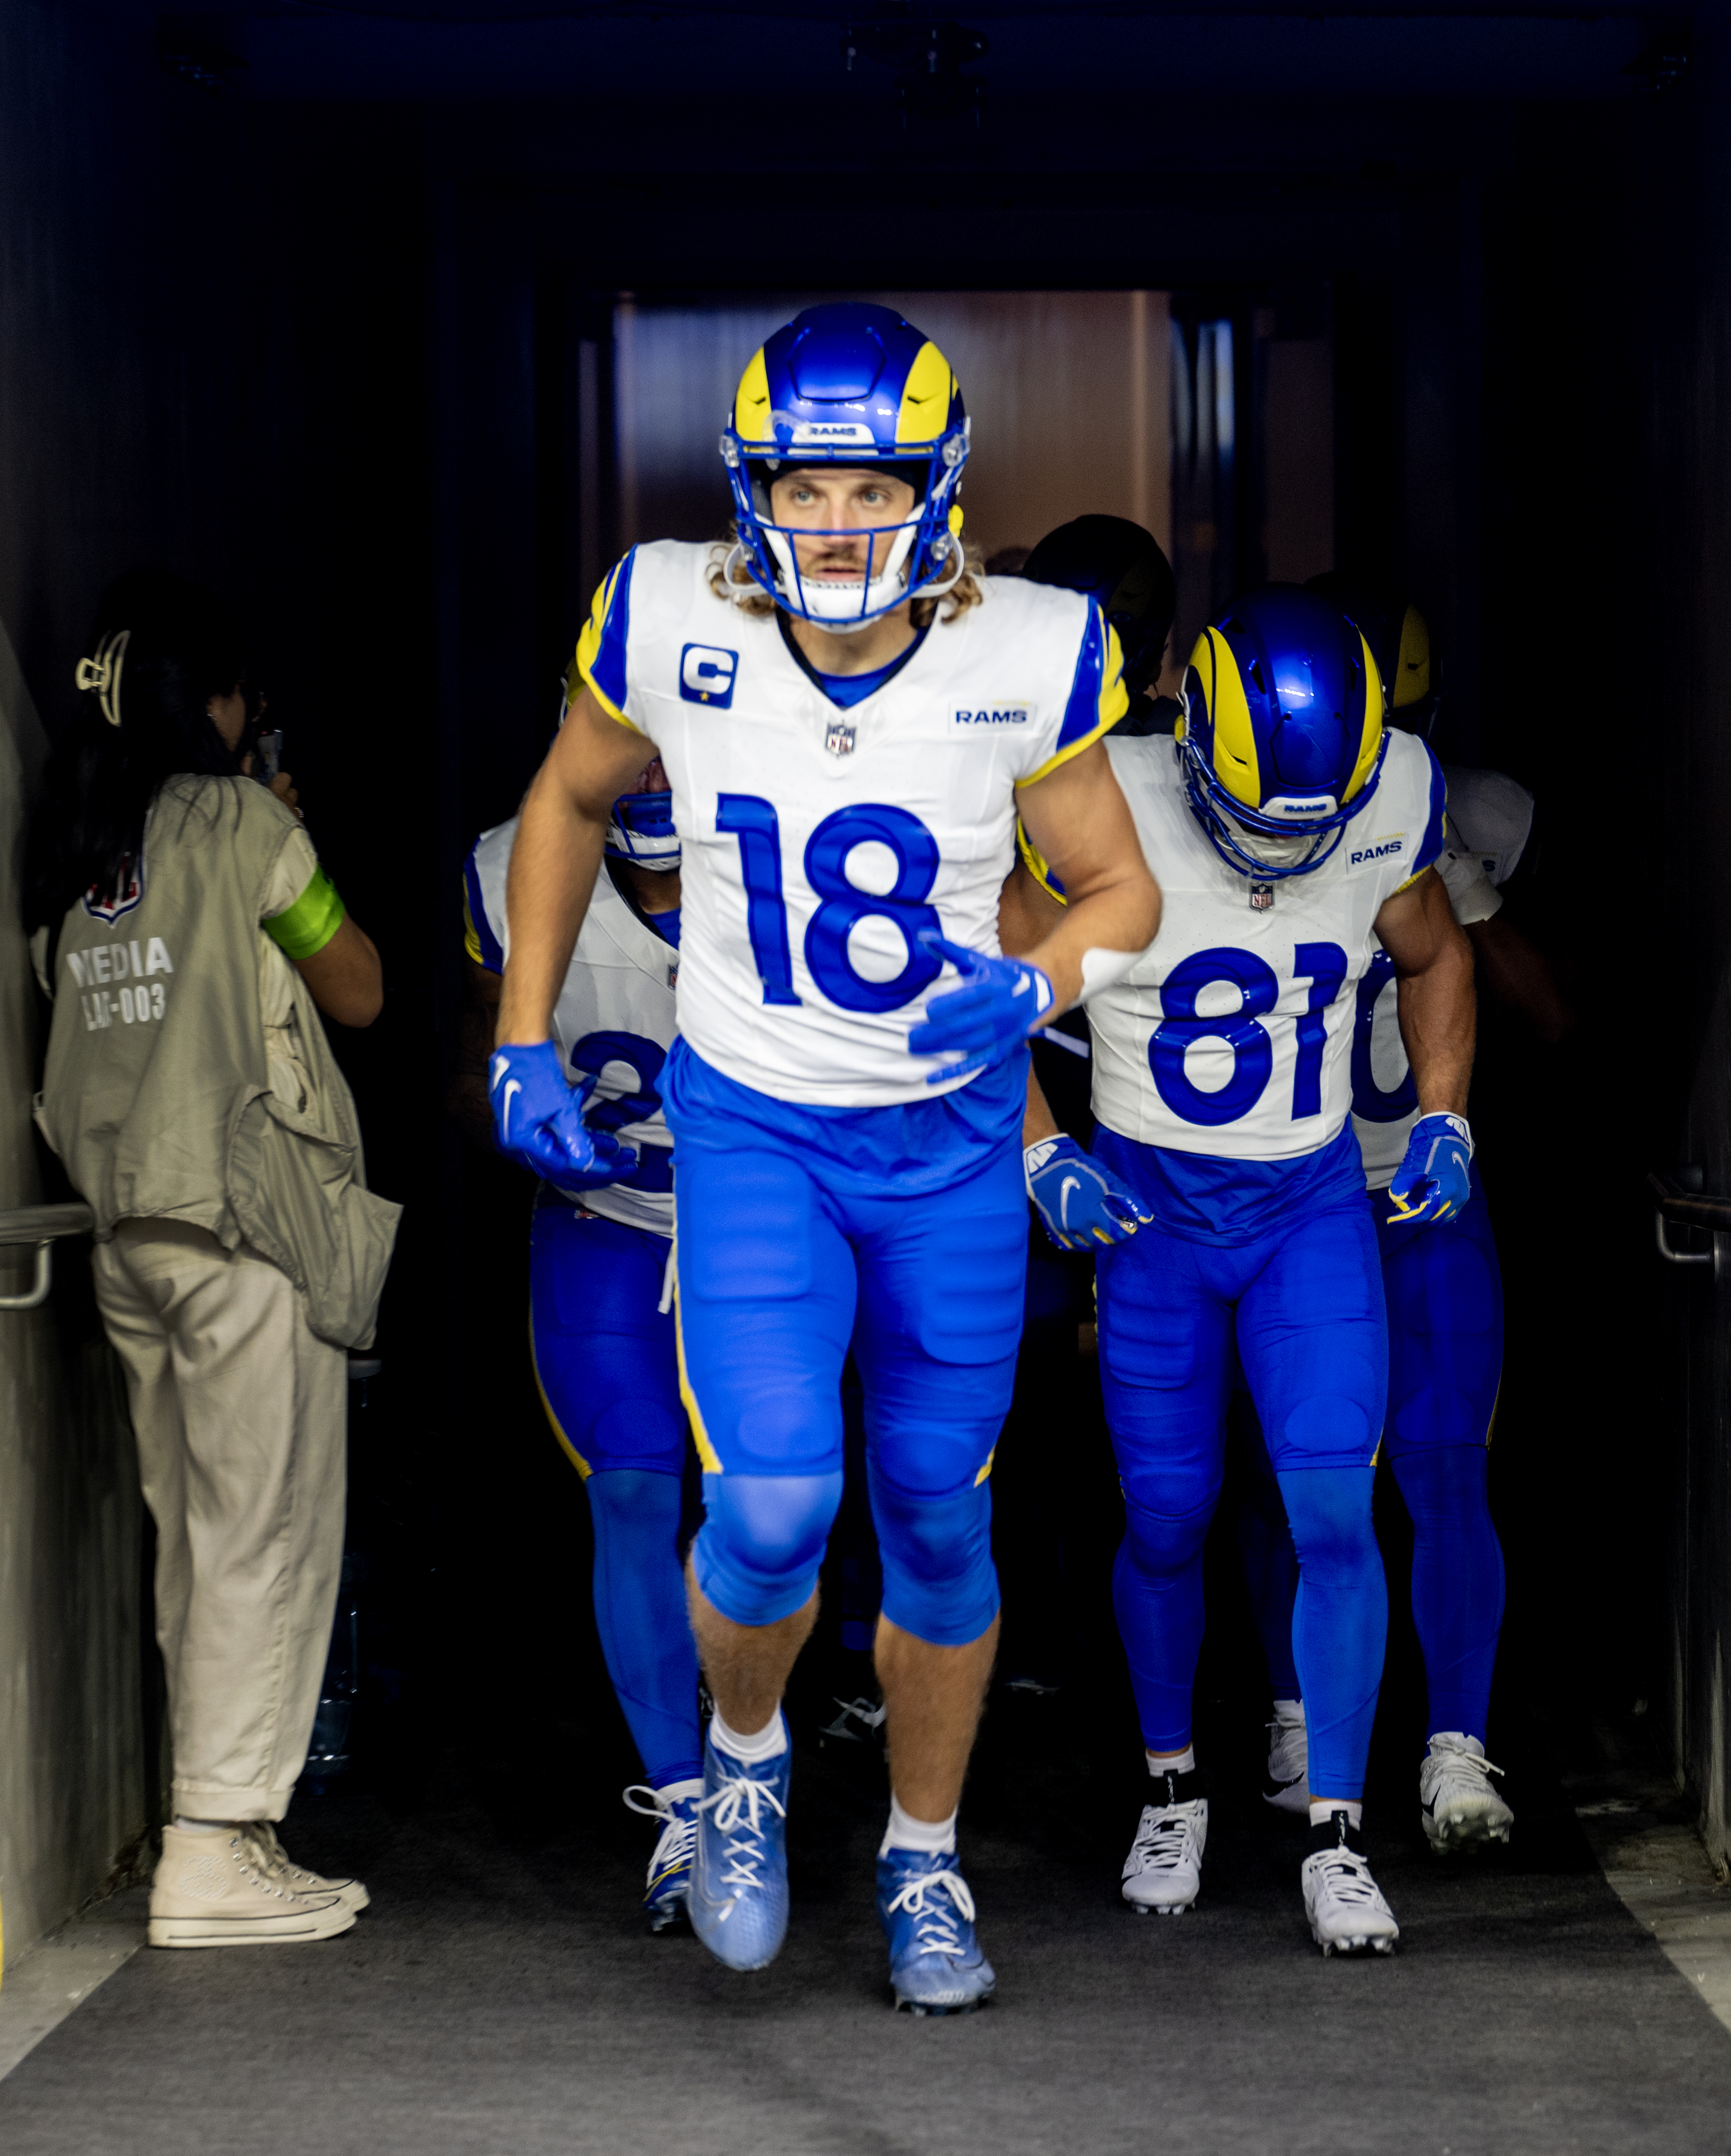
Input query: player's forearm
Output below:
<box><xmin>1396</xmin><ymin>936</ymin><xmax>1476</xmax><ymax>1117</ymax></box>
<box><xmin>1023</xmin><ymin>865</ymin><xmax>1160</xmax><ymax>1014</ymax></box>
<box><xmin>1023</xmin><ymin>1065</ymin><xmax>1062</xmax><ymax>1147</ymax></box>
<box><xmin>497</xmin><ymin>759</ymin><xmax>606</xmax><ymax>1045</ymax></box>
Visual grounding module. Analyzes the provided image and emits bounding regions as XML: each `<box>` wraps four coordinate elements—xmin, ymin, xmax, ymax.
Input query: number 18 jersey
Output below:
<box><xmin>1090</xmin><ymin>727</ymin><xmax>1446</xmax><ymax>1162</ymax></box>
<box><xmin>576</xmin><ymin>542</ymin><xmax>1124</xmax><ymax>1107</ymax></box>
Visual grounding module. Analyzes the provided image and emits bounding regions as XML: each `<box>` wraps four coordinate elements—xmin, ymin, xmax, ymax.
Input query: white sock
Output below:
<box><xmin>1427</xmin><ymin>1730</ymin><xmax>1482</xmax><ymax>1755</ymax></box>
<box><xmin>172</xmin><ymin>1816</ymin><xmax>231</xmax><ymax>1834</ymax></box>
<box><xmin>1272</xmin><ymin>1698</ymin><xmax>1304</xmax><ymax>1724</ymax></box>
<box><xmin>880</xmin><ymin>1796</ymin><xmax>957</xmax><ymax>1857</ymax></box>
<box><xmin>1147</xmin><ymin>1745</ymin><xmax>1196</xmax><ymax>1776</ymax></box>
<box><xmin>1309</xmin><ymin>1799</ymin><xmax>1364</xmax><ymax>1829</ymax></box>
<box><xmin>709</xmin><ymin>1707</ymin><xmax>787</xmax><ymax>1764</ymax></box>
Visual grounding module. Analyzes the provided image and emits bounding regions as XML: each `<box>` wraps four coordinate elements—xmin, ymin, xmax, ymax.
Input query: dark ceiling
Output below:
<box><xmin>85</xmin><ymin>3</ymin><xmax>1688</xmax><ymax>113</ymax></box>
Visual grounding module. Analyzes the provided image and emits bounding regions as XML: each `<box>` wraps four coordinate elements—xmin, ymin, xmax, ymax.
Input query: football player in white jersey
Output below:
<box><xmin>1236</xmin><ymin>581</ymin><xmax>1569</xmax><ymax>1854</ymax></box>
<box><xmin>459</xmin><ymin>757</ymin><xmax>707</xmax><ymax>1930</ymax></box>
<box><xmin>488</xmin><ymin>303</ymin><xmax>1160</xmax><ymax>2011</ymax></box>
<box><xmin>1010</xmin><ymin>583</ymin><xmax>1475</xmax><ymax>1955</ymax></box>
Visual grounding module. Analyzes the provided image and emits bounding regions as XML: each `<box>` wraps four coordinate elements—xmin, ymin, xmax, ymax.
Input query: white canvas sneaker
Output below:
<box><xmin>1419</xmin><ymin>1731</ymin><xmax>1514</xmax><ymax>1852</ymax></box>
<box><xmin>1262</xmin><ymin>1699</ymin><xmax>1310</xmax><ymax>1816</ymax></box>
<box><xmin>148</xmin><ymin>1824</ymin><xmax>356</xmax><ymax>1948</ymax></box>
<box><xmin>1301</xmin><ymin>1815</ymin><xmax>1400</xmax><ymax>1956</ymax></box>
<box><xmin>1121</xmin><ymin>1771</ymin><xmax>1208</xmax><ymax>1916</ymax></box>
<box><xmin>245</xmin><ymin>1822</ymin><xmax>370</xmax><ymax>1914</ymax></box>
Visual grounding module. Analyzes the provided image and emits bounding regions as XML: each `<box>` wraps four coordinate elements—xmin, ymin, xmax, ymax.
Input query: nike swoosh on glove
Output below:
<box><xmin>1387</xmin><ymin>1112</ymin><xmax>1473</xmax><ymax>1228</ymax></box>
<box><xmin>489</xmin><ymin>1039</ymin><xmax>640</xmax><ymax>1194</ymax></box>
<box><xmin>1025</xmin><ymin>1136</ymin><xmax>1155</xmax><ymax>1250</ymax></box>
<box><xmin>908</xmin><ymin>933</ymin><xmax>1056</xmax><ymax>1084</ymax></box>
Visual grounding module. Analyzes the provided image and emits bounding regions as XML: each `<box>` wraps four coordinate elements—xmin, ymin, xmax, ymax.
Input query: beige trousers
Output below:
<box><xmin>93</xmin><ymin>1219</ymin><xmax>348</xmax><ymax>1822</ymax></box>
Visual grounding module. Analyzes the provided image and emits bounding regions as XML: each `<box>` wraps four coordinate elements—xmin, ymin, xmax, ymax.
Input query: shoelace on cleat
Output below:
<box><xmin>884</xmin><ymin>1869</ymin><xmax>976</xmax><ymax>1959</ymax></box>
<box><xmin>1426</xmin><ymin>1735</ymin><xmax>1506</xmax><ymax>1787</ymax></box>
<box><xmin>821</xmin><ymin>1695</ymin><xmax>887</xmax><ymax>1743</ymax></box>
<box><xmin>624</xmin><ymin>1786</ymin><xmax>697</xmax><ymax>1887</ymax></box>
<box><xmin>1127</xmin><ymin>1803</ymin><xmax>1202</xmax><ymax>1877</ymax></box>
<box><xmin>1310</xmin><ymin>1847</ymin><xmax>1392</xmax><ymax>1914</ymax></box>
<box><xmin>695</xmin><ymin>1773</ymin><xmax>787</xmax><ymax>1891</ymax></box>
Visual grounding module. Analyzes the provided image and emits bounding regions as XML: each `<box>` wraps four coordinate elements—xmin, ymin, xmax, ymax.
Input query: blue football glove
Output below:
<box><xmin>908</xmin><ymin>932</ymin><xmax>1056</xmax><ymax>1084</ymax></box>
<box><xmin>488</xmin><ymin>1039</ymin><xmax>639</xmax><ymax>1195</ymax></box>
<box><xmin>1387</xmin><ymin>1112</ymin><xmax>1473</xmax><ymax>1229</ymax></box>
<box><xmin>1025</xmin><ymin>1135</ymin><xmax>1155</xmax><ymax>1251</ymax></box>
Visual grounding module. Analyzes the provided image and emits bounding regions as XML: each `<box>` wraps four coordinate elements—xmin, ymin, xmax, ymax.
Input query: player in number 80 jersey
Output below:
<box><xmin>490</xmin><ymin>302</ymin><xmax>1161</xmax><ymax>2010</ymax></box>
<box><xmin>1012</xmin><ymin>582</ymin><xmax>1475</xmax><ymax>1955</ymax></box>
<box><xmin>463</xmin><ymin>774</ymin><xmax>707</xmax><ymax>1933</ymax></box>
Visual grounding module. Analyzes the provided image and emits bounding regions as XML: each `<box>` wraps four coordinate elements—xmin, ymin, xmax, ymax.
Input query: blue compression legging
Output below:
<box><xmin>530</xmin><ymin>1199</ymin><xmax>703</xmax><ymax>1789</ymax></box>
<box><xmin>1237</xmin><ymin>1163</ymin><xmax>1506</xmax><ymax>1742</ymax></box>
<box><xmin>1093</xmin><ymin>1138</ymin><xmax>1390</xmax><ymax>1803</ymax></box>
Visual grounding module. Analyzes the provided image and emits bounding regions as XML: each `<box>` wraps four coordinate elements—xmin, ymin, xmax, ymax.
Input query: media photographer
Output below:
<box><xmin>24</xmin><ymin>568</ymin><xmax>399</xmax><ymax>1948</ymax></box>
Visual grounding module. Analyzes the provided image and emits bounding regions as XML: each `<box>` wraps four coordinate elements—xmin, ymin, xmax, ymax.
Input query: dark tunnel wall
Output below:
<box><xmin>4</xmin><ymin>0</ymin><xmax>1729</xmax><ymax>1935</ymax></box>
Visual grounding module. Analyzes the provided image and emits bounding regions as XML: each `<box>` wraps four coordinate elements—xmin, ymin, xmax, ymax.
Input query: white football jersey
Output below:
<box><xmin>465</xmin><ymin>817</ymin><xmax>678</xmax><ymax>1237</ymax></box>
<box><xmin>1353</xmin><ymin>766</ymin><xmax>1533</xmax><ymax>1189</ymax></box>
<box><xmin>576</xmin><ymin>542</ymin><xmax>1124</xmax><ymax>1107</ymax></box>
<box><xmin>1090</xmin><ymin>728</ymin><xmax>1446</xmax><ymax>1161</ymax></box>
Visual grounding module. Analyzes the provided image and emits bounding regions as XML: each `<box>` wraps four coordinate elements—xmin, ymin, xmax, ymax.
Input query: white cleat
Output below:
<box><xmin>1122</xmin><ymin>1772</ymin><xmax>1208</xmax><ymax>1916</ymax></box>
<box><xmin>1420</xmin><ymin>1731</ymin><xmax>1514</xmax><ymax>1853</ymax></box>
<box><xmin>1262</xmin><ymin>1699</ymin><xmax>1310</xmax><ymax>1817</ymax></box>
<box><xmin>1301</xmin><ymin>1816</ymin><xmax>1400</xmax><ymax>1957</ymax></box>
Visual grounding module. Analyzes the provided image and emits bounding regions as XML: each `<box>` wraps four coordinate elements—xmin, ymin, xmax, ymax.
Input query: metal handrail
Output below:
<box><xmin>1648</xmin><ymin>1172</ymin><xmax>1731</xmax><ymax>1233</ymax></box>
<box><xmin>0</xmin><ymin>1202</ymin><xmax>95</xmax><ymax>1312</ymax></box>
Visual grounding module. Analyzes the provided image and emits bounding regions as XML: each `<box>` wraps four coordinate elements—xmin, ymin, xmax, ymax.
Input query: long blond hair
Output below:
<box><xmin>706</xmin><ymin>532</ymin><xmax>985</xmax><ymax>630</ymax></box>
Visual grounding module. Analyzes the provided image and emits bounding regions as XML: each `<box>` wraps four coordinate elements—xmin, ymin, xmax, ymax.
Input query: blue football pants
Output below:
<box><xmin>1237</xmin><ymin>1164</ymin><xmax>1506</xmax><ymax>1743</ymax></box>
<box><xmin>529</xmin><ymin>1199</ymin><xmax>703</xmax><ymax>1789</ymax></box>
<box><xmin>674</xmin><ymin>1137</ymin><xmax>1027</xmax><ymax>1649</ymax></box>
<box><xmin>1095</xmin><ymin>1162</ymin><xmax>1389</xmax><ymax>1801</ymax></box>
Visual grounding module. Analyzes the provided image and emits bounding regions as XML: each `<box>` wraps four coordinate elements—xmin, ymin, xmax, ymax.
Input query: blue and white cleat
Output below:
<box><xmin>623</xmin><ymin>1778</ymin><xmax>703</xmax><ymax>1933</ymax></box>
<box><xmin>877</xmin><ymin>1848</ymin><xmax>996</xmax><ymax>2015</ymax></box>
<box><xmin>687</xmin><ymin>1720</ymin><xmax>792</xmax><ymax>1971</ymax></box>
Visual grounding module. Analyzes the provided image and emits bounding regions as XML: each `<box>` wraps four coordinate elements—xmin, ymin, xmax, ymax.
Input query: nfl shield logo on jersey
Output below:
<box><xmin>825</xmin><ymin>721</ymin><xmax>856</xmax><ymax>759</ymax></box>
<box><xmin>1249</xmin><ymin>882</ymin><xmax>1274</xmax><ymax>912</ymax></box>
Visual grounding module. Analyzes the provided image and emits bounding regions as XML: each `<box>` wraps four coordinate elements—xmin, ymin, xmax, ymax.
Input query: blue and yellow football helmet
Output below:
<box><xmin>719</xmin><ymin>302</ymin><xmax>968</xmax><ymax>632</ymax></box>
<box><xmin>1178</xmin><ymin>584</ymin><xmax>1387</xmax><ymax>880</ymax></box>
<box><xmin>1305</xmin><ymin>572</ymin><xmax>1440</xmax><ymax>740</ymax></box>
<box><xmin>605</xmin><ymin>788</ymin><xmax>679</xmax><ymax>873</ymax></box>
<box><xmin>1022</xmin><ymin>514</ymin><xmax>1175</xmax><ymax>703</ymax></box>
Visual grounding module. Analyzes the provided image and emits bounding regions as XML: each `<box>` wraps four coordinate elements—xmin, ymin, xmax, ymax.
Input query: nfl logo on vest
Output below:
<box><xmin>825</xmin><ymin>721</ymin><xmax>856</xmax><ymax>759</ymax></box>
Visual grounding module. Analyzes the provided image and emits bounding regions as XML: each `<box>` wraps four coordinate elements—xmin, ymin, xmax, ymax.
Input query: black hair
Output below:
<box><xmin>24</xmin><ymin>569</ymin><xmax>250</xmax><ymax>935</ymax></box>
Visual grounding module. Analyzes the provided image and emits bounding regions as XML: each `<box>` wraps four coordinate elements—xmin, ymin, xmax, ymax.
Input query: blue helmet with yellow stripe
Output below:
<box><xmin>1178</xmin><ymin>585</ymin><xmax>1387</xmax><ymax>880</ymax></box>
<box><xmin>719</xmin><ymin>302</ymin><xmax>968</xmax><ymax>632</ymax></box>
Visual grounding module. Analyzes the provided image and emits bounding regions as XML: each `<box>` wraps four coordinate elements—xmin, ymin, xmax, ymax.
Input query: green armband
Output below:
<box><xmin>265</xmin><ymin>866</ymin><xmax>347</xmax><ymax>961</ymax></box>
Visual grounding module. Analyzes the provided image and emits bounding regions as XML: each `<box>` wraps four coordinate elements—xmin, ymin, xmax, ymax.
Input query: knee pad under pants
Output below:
<box><xmin>692</xmin><ymin>1470</ymin><xmax>845</xmax><ymax>1627</ymax></box>
<box><xmin>677</xmin><ymin>1138</ymin><xmax>1024</xmax><ymax>1642</ymax></box>
<box><xmin>1374</xmin><ymin>1163</ymin><xmax>1504</xmax><ymax>1457</ymax></box>
<box><xmin>529</xmin><ymin>1200</ymin><xmax>687</xmax><ymax>1477</ymax></box>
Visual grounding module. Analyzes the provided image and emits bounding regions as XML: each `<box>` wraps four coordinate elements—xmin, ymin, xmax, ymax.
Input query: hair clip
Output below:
<box><xmin>75</xmin><ymin>629</ymin><xmax>131</xmax><ymax>727</ymax></box>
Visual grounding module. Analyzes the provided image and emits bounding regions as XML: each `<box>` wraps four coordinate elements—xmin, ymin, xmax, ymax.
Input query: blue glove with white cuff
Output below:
<box><xmin>909</xmin><ymin>933</ymin><xmax>1056</xmax><ymax>1084</ymax></box>
<box><xmin>1025</xmin><ymin>1135</ymin><xmax>1155</xmax><ymax>1250</ymax></box>
<box><xmin>1387</xmin><ymin>1112</ymin><xmax>1473</xmax><ymax>1229</ymax></box>
<box><xmin>489</xmin><ymin>1039</ymin><xmax>639</xmax><ymax>1195</ymax></box>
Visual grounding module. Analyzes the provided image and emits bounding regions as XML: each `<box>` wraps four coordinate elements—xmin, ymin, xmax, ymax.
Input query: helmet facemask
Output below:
<box><xmin>719</xmin><ymin>303</ymin><xmax>970</xmax><ymax>633</ymax></box>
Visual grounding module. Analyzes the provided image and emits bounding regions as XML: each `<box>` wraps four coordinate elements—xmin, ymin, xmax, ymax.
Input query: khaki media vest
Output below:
<box><xmin>36</xmin><ymin>776</ymin><xmax>401</xmax><ymax>1348</ymax></box>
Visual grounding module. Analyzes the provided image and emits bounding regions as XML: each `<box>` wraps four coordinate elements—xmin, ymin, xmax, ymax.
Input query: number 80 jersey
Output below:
<box><xmin>1089</xmin><ymin>729</ymin><xmax>1446</xmax><ymax>1161</ymax></box>
<box><xmin>577</xmin><ymin>542</ymin><xmax>1124</xmax><ymax>1107</ymax></box>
